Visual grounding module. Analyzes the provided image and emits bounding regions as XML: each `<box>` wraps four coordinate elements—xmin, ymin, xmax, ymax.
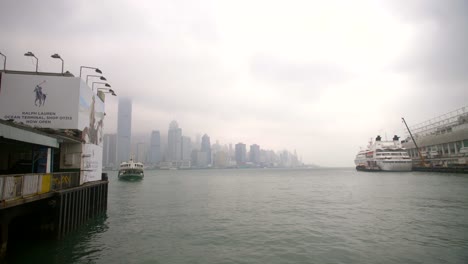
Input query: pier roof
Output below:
<box><xmin>0</xmin><ymin>119</ymin><xmax>81</xmax><ymax>148</ymax></box>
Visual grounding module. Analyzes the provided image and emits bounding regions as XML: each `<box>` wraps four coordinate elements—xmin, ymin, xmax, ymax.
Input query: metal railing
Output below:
<box><xmin>407</xmin><ymin>106</ymin><xmax>468</xmax><ymax>138</ymax></box>
<box><xmin>0</xmin><ymin>172</ymin><xmax>80</xmax><ymax>201</ymax></box>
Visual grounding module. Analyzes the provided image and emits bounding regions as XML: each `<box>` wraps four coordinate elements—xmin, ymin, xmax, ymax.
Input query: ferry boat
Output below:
<box><xmin>118</xmin><ymin>158</ymin><xmax>144</xmax><ymax>180</ymax></box>
<box><xmin>355</xmin><ymin>135</ymin><xmax>412</xmax><ymax>172</ymax></box>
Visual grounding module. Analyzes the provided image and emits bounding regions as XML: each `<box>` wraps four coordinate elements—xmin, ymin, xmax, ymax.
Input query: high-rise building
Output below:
<box><xmin>250</xmin><ymin>144</ymin><xmax>261</xmax><ymax>164</ymax></box>
<box><xmin>117</xmin><ymin>97</ymin><xmax>132</xmax><ymax>163</ymax></box>
<box><xmin>168</xmin><ymin>120</ymin><xmax>182</xmax><ymax>161</ymax></box>
<box><xmin>196</xmin><ymin>151</ymin><xmax>209</xmax><ymax>168</ymax></box>
<box><xmin>201</xmin><ymin>134</ymin><xmax>211</xmax><ymax>165</ymax></box>
<box><xmin>194</xmin><ymin>134</ymin><xmax>201</xmax><ymax>151</ymax></box>
<box><xmin>235</xmin><ymin>143</ymin><xmax>246</xmax><ymax>165</ymax></box>
<box><xmin>149</xmin><ymin>130</ymin><xmax>161</xmax><ymax>165</ymax></box>
<box><xmin>103</xmin><ymin>133</ymin><xmax>117</xmax><ymax>168</ymax></box>
<box><xmin>182</xmin><ymin>136</ymin><xmax>192</xmax><ymax>161</ymax></box>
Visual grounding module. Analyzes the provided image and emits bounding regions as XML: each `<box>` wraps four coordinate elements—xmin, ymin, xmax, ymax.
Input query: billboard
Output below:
<box><xmin>0</xmin><ymin>73</ymin><xmax>81</xmax><ymax>129</ymax></box>
<box><xmin>78</xmin><ymin>81</ymin><xmax>105</xmax><ymax>183</ymax></box>
<box><xmin>0</xmin><ymin>72</ymin><xmax>106</xmax><ymax>184</ymax></box>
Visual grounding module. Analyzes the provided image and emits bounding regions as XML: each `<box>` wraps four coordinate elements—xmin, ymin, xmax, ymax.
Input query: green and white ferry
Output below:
<box><xmin>118</xmin><ymin>158</ymin><xmax>144</xmax><ymax>181</ymax></box>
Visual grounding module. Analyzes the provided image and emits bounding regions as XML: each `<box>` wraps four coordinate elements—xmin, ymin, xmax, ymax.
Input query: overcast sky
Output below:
<box><xmin>1</xmin><ymin>0</ymin><xmax>467</xmax><ymax>166</ymax></box>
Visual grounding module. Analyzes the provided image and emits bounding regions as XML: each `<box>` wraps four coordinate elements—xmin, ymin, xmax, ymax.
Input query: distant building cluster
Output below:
<box><xmin>103</xmin><ymin>98</ymin><xmax>303</xmax><ymax>169</ymax></box>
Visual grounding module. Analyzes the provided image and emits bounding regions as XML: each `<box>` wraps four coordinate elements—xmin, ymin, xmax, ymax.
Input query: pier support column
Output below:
<box><xmin>0</xmin><ymin>223</ymin><xmax>8</xmax><ymax>258</ymax></box>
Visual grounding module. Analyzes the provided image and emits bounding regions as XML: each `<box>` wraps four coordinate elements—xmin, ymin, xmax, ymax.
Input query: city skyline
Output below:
<box><xmin>103</xmin><ymin>117</ymin><xmax>303</xmax><ymax>168</ymax></box>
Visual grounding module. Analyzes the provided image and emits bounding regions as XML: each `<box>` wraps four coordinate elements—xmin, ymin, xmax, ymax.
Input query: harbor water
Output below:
<box><xmin>7</xmin><ymin>168</ymin><xmax>468</xmax><ymax>263</ymax></box>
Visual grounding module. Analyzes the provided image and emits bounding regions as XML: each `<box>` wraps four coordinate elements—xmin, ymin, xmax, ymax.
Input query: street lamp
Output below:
<box><xmin>92</xmin><ymin>82</ymin><xmax>111</xmax><ymax>91</ymax></box>
<box><xmin>80</xmin><ymin>66</ymin><xmax>102</xmax><ymax>78</ymax></box>
<box><xmin>86</xmin><ymin>75</ymin><xmax>107</xmax><ymax>85</ymax></box>
<box><xmin>51</xmin><ymin>53</ymin><xmax>64</xmax><ymax>74</ymax></box>
<box><xmin>24</xmin><ymin>51</ymin><xmax>38</xmax><ymax>72</ymax></box>
<box><xmin>97</xmin><ymin>88</ymin><xmax>117</xmax><ymax>96</ymax></box>
<box><xmin>0</xmin><ymin>52</ymin><xmax>6</xmax><ymax>70</ymax></box>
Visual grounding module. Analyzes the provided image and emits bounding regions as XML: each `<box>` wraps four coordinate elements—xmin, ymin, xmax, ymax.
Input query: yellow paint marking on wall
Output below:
<box><xmin>39</xmin><ymin>174</ymin><xmax>51</xmax><ymax>194</ymax></box>
<box><xmin>62</xmin><ymin>175</ymin><xmax>70</xmax><ymax>184</ymax></box>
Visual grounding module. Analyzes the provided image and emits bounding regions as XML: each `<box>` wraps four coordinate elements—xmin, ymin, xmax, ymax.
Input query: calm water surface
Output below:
<box><xmin>8</xmin><ymin>168</ymin><xmax>468</xmax><ymax>263</ymax></box>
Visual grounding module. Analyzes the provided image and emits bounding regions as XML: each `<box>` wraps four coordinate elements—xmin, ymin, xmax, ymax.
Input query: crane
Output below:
<box><xmin>402</xmin><ymin>117</ymin><xmax>426</xmax><ymax>167</ymax></box>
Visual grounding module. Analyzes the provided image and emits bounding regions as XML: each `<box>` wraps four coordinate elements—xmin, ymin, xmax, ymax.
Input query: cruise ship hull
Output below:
<box><xmin>377</xmin><ymin>160</ymin><xmax>413</xmax><ymax>171</ymax></box>
<box><xmin>355</xmin><ymin>160</ymin><xmax>412</xmax><ymax>172</ymax></box>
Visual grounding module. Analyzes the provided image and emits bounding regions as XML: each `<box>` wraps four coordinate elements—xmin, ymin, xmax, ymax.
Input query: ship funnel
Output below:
<box><xmin>376</xmin><ymin>135</ymin><xmax>382</xmax><ymax>141</ymax></box>
<box><xmin>393</xmin><ymin>135</ymin><xmax>399</xmax><ymax>141</ymax></box>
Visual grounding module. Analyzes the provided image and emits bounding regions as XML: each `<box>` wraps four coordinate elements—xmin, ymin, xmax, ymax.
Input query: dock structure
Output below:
<box><xmin>0</xmin><ymin>172</ymin><xmax>108</xmax><ymax>256</ymax></box>
<box><xmin>402</xmin><ymin>106</ymin><xmax>468</xmax><ymax>173</ymax></box>
<box><xmin>0</xmin><ymin>70</ymin><xmax>111</xmax><ymax>257</ymax></box>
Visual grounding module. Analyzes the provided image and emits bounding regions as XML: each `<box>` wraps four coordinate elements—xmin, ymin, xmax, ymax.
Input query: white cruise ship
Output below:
<box><xmin>355</xmin><ymin>135</ymin><xmax>412</xmax><ymax>172</ymax></box>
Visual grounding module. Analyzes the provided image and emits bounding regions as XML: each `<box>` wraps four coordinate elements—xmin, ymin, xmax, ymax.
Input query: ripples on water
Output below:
<box><xmin>8</xmin><ymin>169</ymin><xmax>468</xmax><ymax>263</ymax></box>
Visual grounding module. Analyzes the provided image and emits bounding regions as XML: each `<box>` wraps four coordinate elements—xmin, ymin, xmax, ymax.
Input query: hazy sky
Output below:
<box><xmin>1</xmin><ymin>0</ymin><xmax>467</xmax><ymax>166</ymax></box>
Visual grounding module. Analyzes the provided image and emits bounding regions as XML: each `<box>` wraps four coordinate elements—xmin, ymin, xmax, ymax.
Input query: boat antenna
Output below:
<box><xmin>402</xmin><ymin>117</ymin><xmax>426</xmax><ymax>166</ymax></box>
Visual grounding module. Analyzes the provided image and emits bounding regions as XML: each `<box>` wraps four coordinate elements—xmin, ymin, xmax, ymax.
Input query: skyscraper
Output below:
<box><xmin>117</xmin><ymin>97</ymin><xmax>132</xmax><ymax>163</ymax></box>
<box><xmin>168</xmin><ymin>120</ymin><xmax>182</xmax><ymax>161</ymax></box>
<box><xmin>201</xmin><ymin>134</ymin><xmax>212</xmax><ymax>165</ymax></box>
<box><xmin>182</xmin><ymin>136</ymin><xmax>192</xmax><ymax>161</ymax></box>
<box><xmin>235</xmin><ymin>143</ymin><xmax>246</xmax><ymax>165</ymax></box>
<box><xmin>149</xmin><ymin>130</ymin><xmax>161</xmax><ymax>165</ymax></box>
<box><xmin>103</xmin><ymin>133</ymin><xmax>117</xmax><ymax>168</ymax></box>
<box><xmin>250</xmin><ymin>144</ymin><xmax>260</xmax><ymax>164</ymax></box>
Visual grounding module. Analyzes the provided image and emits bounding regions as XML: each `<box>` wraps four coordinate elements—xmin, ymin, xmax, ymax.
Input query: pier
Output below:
<box><xmin>0</xmin><ymin>69</ymin><xmax>111</xmax><ymax>258</ymax></box>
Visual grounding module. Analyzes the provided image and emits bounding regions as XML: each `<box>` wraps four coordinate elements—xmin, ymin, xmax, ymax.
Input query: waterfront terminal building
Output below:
<box><xmin>402</xmin><ymin>106</ymin><xmax>468</xmax><ymax>170</ymax></box>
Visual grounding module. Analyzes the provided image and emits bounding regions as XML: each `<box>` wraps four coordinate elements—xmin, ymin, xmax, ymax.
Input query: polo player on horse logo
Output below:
<box><xmin>34</xmin><ymin>80</ymin><xmax>47</xmax><ymax>107</ymax></box>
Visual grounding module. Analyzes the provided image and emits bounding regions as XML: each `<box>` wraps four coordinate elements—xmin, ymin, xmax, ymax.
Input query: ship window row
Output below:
<box><xmin>376</xmin><ymin>153</ymin><xmax>408</xmax><ymax>156</ymax></box>
<box><xmin>375</xmin><ymin>149</ymin><xmax>405</xmax><ymax>152</ymax></box>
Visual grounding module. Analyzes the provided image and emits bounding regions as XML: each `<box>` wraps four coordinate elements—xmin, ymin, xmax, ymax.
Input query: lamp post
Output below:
<box><xmin>92</xmin><ymin>82</ymin><xmax>111</xmax><ymax>91</ymax></box>
<box><xmin>80</xmin><ymin>66</ymin><xmax>102</xmax><ymax>78</ymax></box>
<box><xmin>97</xmin><ymin>88</ymin><xmax>117</xmax><ymax>96</ymax></box>
<box><xmin>51</xmin><ymin>53</ymin><xmax>64</xmax><ymax>74</ymax></box>
<box><xmin>0</xmin><ymin>52</ymin><xmax>6</xmax><ymax>70</ymax></box>
<box><xmin>24</xmin><ymin>51</ymin><xmax>38</xmax><ymax>72</ymax></box>
<box><xmin>86</xmin><ymin>75</ymin><xmax>107</xmax><ymax>85</ymax></box>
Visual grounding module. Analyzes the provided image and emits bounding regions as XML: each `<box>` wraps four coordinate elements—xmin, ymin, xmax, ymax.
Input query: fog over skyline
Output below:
<box><xmin>1</xmin><ymin>0</ymin><xmax>467</xmax><ymax>167</ymax></box>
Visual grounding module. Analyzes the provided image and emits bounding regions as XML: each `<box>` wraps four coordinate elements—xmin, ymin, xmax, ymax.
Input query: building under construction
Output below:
<box><xmin>402</xmin><ymin>106</ymin><xmax>468</xmax><ymax>173</ymax></box>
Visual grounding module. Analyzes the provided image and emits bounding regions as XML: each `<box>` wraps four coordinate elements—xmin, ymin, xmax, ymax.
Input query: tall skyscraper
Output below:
<box><xmin>149</xmin><ymin>130</ymin><xmax>161</xmax><ymax>165</ymax></box>
<box><xmin>201</xmin><ymin>134</ymin><xmax>212</xmax><ymax>165</ymax></box>
<box><xmin>182</xmin><ymin>136</ymin><xmax>192</xmax><ymax>161</ymax></box>
<box><xmin>168</xmin><ymin>120</ymin><xmax>182</xmax><ymax>161</ymax></box>
<box><xmin>117</xmin><ymin>97</ymin><xmax>132</xmax><ymax>163</ymax></box>
<box><xmin>103</xmin><ymin>133</ymin><xmax>117</xmax><ymax>168</ymax></box>
<box><xmin>250</xmin><ymin>144</ymin><xmax>261</xmax><ymax>164</ymax></box>
<box><xmin>235</xmin><ymin>143</ymin><xmax>246</xmax><ymax>165</ymax></box>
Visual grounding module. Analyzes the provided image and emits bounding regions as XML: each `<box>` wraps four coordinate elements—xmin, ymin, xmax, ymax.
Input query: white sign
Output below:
<box><xmin>81</xmin><ymin>143</ymin><xmax>103</xmax><ymax>183</ymax></box>
<box><xmin>0</xmin><ymin>73</ymin><xmax>80</xmax><ymax>129</ymax></box>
